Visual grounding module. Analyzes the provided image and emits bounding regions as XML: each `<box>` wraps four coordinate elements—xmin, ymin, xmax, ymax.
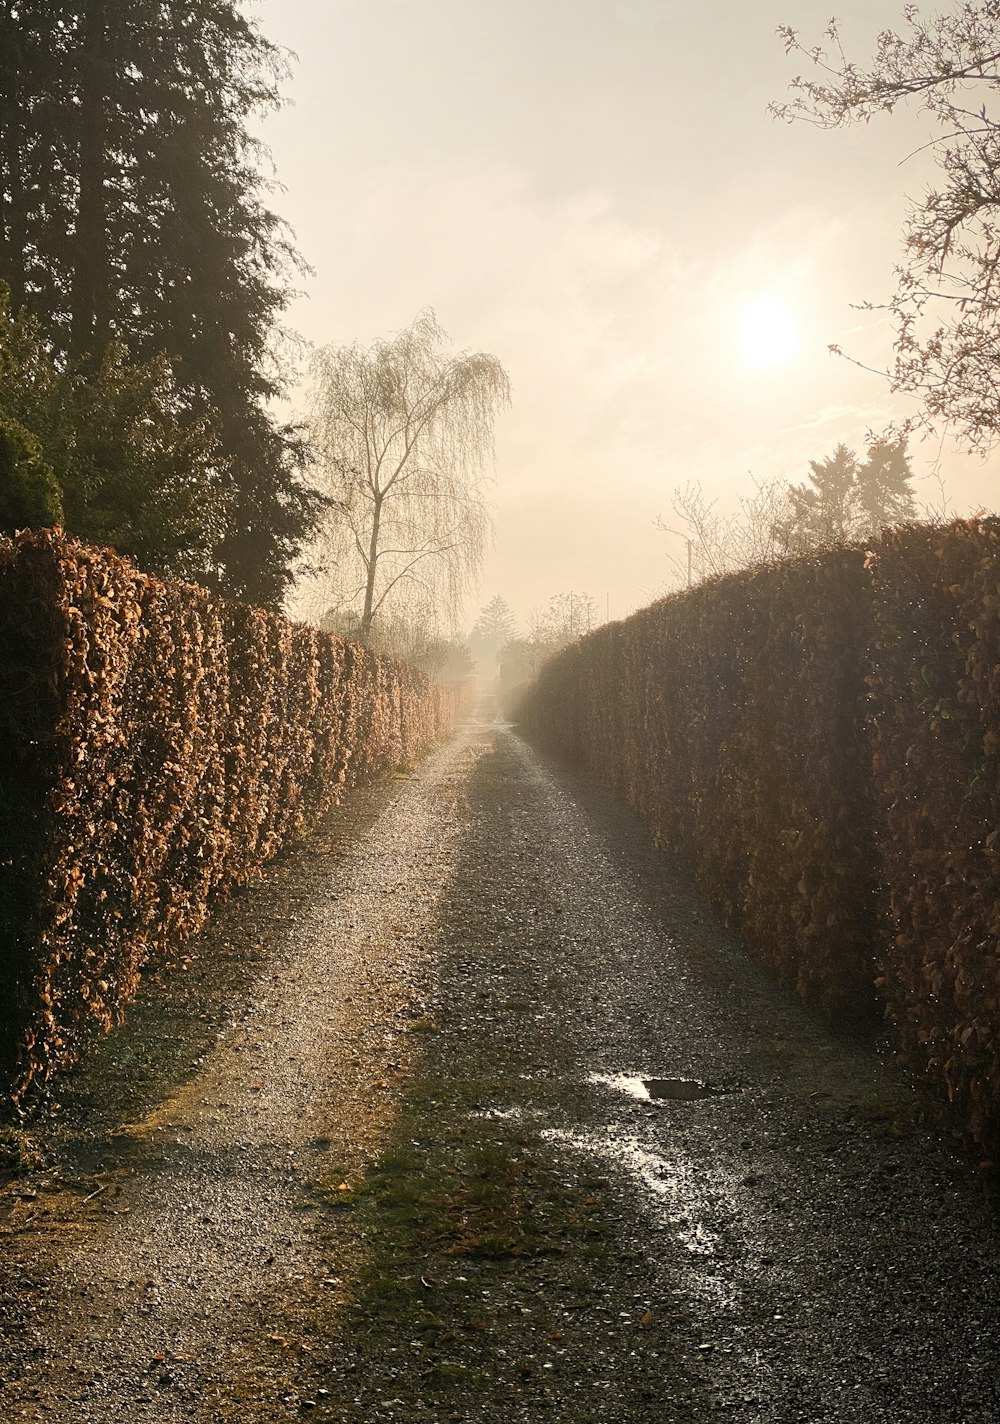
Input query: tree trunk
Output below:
<box><xmin>359</xmin><ymin>496</ymin><xmax>382</xmax><ymax>641</ymax></box>
<box><xmin>72</xmin><ymin>0</ymin><xmax>110</xmax><ymax>363</ymax></box>
<box><xmin>0</xmin><ymin>0</ymin><xmax>27</xmax><ymax>311</ymax></box>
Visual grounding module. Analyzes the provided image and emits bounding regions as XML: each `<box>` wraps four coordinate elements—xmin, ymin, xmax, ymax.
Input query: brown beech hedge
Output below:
<box><xmin>0</xmin><ymin>530</ymin><xmax>454</xmax><ymax>1103</ymax></box>
<box><xmin>518</xmin><ymin>519</ymin><xmax>1000</xmax><ymax>1158</ymax></box>
<box><xmin>869</xmin><ymin>522</ymin><xmax>1000</xmax><ymax>1155</ymax></box>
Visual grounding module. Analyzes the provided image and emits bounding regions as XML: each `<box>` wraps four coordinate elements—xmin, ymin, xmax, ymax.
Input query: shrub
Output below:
<box><xmin>868</xmin><ymin>520</ymin><xmax>1000</xmax><ymax>1154</ymax></box>
<box><xmin>518</xmin><ymin>520</ymin><xmax>1000</xmax><ymax>1155</ymax></box>
<box><xmin>0</xmin><ymin>530</ymin><xmax>453</xmax><ymax>1102</ymax></box>
<box><xmin>0</xmin><ymin>413</ymin><xmax>63</xmax><ymax>531</ymax></box>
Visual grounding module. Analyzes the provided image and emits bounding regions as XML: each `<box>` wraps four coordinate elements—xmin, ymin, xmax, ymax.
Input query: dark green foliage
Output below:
<box><xmin>0</xmin><ymin>298</ymin><xmax>226</xmax><ymax>581</ymax></box>
<box><xmin>0</xmin><ymin>1</ymin><xmax>319</xmax><ymax>606</ymax></box>
<box><xmin>56</xmin><ymin>348</ymin><xmax>226</xmax><ymax>583</ymax></box>
<box><xmin>0</xmin><ymin>530</ymin><xmax>454</xmax><ymax>1104</ymax></box>
<box><xmin>518</xmin><ymin>521</ymin><xmax>1000</xmax><ymax>1156</ymax></box>
<box><xmin>0</xmin><ymin>413</ymin><xmax>62</xmax><ymax>530</ymax></box>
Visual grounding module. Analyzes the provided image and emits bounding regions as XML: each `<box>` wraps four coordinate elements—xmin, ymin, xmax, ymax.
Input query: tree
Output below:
<box><xmin>657</xmin><ymin>478</ymin><xmax>795</xmax><ymax>584</ymax></box>
<box><xmin>0</xmin><ymin>0</ymin><xmax>321</xmax><ymax>605</ymax></box>
<box><xmin>662</xmin><ymin>445</ymin><xmax>918</xmax><ymax>580</ymax></box>
<box><xmin>0</xmin><ymin>413</ymin><xmax>62</xmax><ymax>532</ymax></box>
<box><xmin>780</xmin><ymin>441</ymin><xmax>918</xmax><ymax>551</ymax></box>
<box><xmin>531</xmin><ymin>592</ymin><xmax>597</xmax><ymax>650</ymax></box>
<box><xmin>0</xmin><ymin>293</ymin><xmax>227</xmax><ymax>581</ymax></box>
<box><xmin>306</xmin><ymin>311</ymin><xmax>510</xmax><ymax>641</ymax></box>
<box><xmin>782</xmin><ymin>443</ymin><xmax>860</xmax><ymax>551</ymax></box>
<box><xmin>855</xmin><ymin>438</ymin><xmax>917</xmax><ymax>531</ymax></box>
<box><xmin>56</xmin><ymin>348</ymin><xmax>229</xmax><ymax>582</ymax></box>
<box><xmin>773</xmin><ymin>6</ymin><xmax>1000</xmax><ymax>452</ymax></box>
<box><xmin>319</xmin><ymin>602</ymin><xmax>473</xmax><ymax>679</ymax></box>
<box><xmin>469</xmin><ymin>595</ymin><xmax>518</xmax><ymax>671</ymax></box>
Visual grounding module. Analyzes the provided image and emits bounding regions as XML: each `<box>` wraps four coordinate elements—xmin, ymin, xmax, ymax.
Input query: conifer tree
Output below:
<box><xmin>855</xmin><ymin>440</ymin><xmax>917</xmax><ymax>535</ymax></box>
<box><xmin>782</xmin><ymin>443</ymin><xmax>860</xmax><ymax>551</ymax></box>
<box><xmin>0</xmin><ymin>0</ymin><xmax>320</xmax><ymax>606</ymax></box>
<box><xmin>777</xmin><ymin>440</ymin><xmax>918</xmax><ymax>552</ymax></box>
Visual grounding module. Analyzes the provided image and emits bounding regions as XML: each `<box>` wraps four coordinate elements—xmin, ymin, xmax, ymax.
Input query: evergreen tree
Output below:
<box><xmin>782</xmin><ymin>443</ymin><xmax>859</xmax><ymax>551</ymax></box>
<box><xmin>0</xmin><ymin>412</ymin><xmax>63</xmax><ymax>532</ymax></box>
<box><xmin>471</xmin><ymin>596</ymin><xmax>518</xmax><ymax>659</ymax></box>
<box><xmin>0</xmin><ymin>0</ymin><xmax>320</xmax><ymax>606</ymax></box>
<box><xmin>855</xmin><ymin>440</ymin><xmax>917</xmax><ymax>534</ymax></box>
<box><xmin>0</xmin><ymin>294</ymin><xmax>226</xmax><ymax>582</ymax></box>
<box><xmin>777</xmin><ymin>440</ymin><xmax>919</xmax><ymax>552</ymax></box>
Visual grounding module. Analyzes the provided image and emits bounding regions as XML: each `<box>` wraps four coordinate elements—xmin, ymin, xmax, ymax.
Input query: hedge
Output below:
<box><xmin>517</xmin><ymin>519</ymin><xmax>1000</xmax><ymax>1157</ymax></box>
<box><xmin>869</xmin><ymin>522</ymin><xmax>1000</xmax><ymax>1152</ymax></box>
<box><xmin>519</xmin><ymin>547</ymin><xmax>877</xmax><ymax>1023</ymax></box>
<box><xmin>0</xmin><ymin>530</ymin><xmax>454</xmax><ymax>1103</ymax></box>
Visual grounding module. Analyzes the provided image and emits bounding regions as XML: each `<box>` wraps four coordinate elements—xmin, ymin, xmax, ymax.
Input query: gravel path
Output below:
<box><xmin>0</xmin><ymin>734</ymin><xmax>473</xmax><ymax>1421</ymax></box>
<box><xmin>2</xmin><ymin>720</ymin><xmax>999</xmax><ymax>1422</ymax></box>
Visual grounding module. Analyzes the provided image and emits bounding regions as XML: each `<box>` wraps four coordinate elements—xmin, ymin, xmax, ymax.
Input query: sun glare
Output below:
<box><xmin>740</xmin><ymin>297</ymin><xmax>800</xmax><ymax>371</ymax></box>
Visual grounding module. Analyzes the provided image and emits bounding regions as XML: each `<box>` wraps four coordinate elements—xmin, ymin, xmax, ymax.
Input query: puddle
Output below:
<box><xmin>590</xmin><ymin>1072</ymin><xmax>725</xmax><ymax>1103</ymax></box>
<box><xmin>544</xmin><ymin>1125</ymin><xmax>729</xmax><ymax>1278</ymax></box>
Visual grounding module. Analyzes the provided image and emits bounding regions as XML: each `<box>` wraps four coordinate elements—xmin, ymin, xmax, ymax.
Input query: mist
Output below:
<box><xmin>261</xmin><ymin>0</ymin><xmax>1000</xmax><ymax>635</ymax></box>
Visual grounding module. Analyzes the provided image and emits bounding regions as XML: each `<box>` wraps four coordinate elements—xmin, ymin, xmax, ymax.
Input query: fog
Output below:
<box><xmin>258</xmin><ymin>0</ymin><xmax>1000</xmax><ymax>628</ymax></box>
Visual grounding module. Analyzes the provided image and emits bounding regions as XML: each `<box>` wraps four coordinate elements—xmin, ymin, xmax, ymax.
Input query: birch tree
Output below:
<box><xmin>307</xmin><ymin>312</ymin><xmax>510</xmax><ymax>641</ymax></box>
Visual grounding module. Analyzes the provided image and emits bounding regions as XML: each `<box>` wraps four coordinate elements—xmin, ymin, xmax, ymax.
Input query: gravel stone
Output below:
<box><xmin>1</xmin><ymin>720</ymin><xmax>998</xmax><ymax>1422</ymax></box>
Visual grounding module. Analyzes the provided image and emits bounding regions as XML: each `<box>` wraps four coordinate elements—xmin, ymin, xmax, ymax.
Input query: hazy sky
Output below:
<box><xmin>256</xmin><ymin>0</ymin><xmax>1000</xmax><ymax>629</ymax></box>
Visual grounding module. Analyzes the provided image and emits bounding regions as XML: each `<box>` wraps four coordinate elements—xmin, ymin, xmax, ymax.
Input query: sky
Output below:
<box><xmin>254</xmin><ymin>0</ymin><xmax>1000</xmax><ymax>631</ymax></box>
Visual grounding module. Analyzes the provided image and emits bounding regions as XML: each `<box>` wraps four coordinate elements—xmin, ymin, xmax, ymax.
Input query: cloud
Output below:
<box><xmin>777</xmin><ymin>401</ymin><xmax>892</xmax><ymax>437</ymax></box>
<box><xmin>288</xmin><ymin>155</ymin><xmax>999</xmax><ymax>622</ymax></box>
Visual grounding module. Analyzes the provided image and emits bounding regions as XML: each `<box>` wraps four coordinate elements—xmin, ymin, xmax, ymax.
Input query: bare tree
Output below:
<box><xmin>529</xmin><ymin>591</ymin><xmax>597</xmax><ymax>649</ymax></box>
<box><xmin>657</xmin><ymin>477</ymin><xmax>795</xmax><ymax>585</ymax></box>
<box><xmin>306</xmin><ymin>311</ymin><xmax>510</xmax><ymax>640</ymax></box>
<box><xmin>772</xmin><ymin>7</ymin><xmax>1000</xmax><ymax>453</ymax></box>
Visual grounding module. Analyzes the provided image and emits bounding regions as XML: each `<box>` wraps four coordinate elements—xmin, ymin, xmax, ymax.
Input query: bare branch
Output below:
<box><xmin>303</xmin><ymin>310</ymin><xmax>510</xmax><ymax>639</ymax></box>
<box><xmin>775</xmin><ymin>5</ymin><xmax>1000</xmax><ymax>451</ymax></box>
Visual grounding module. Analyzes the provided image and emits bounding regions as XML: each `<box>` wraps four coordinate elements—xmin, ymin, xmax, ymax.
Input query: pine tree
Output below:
<box><xmin>783</xmin><ymin>443</ymin><xmax>859</xmax><ymax>551</ymax></box>
<box><xmin>0</xmin><ymin>295</ymin><xmax>226</xmax><ymax>582</ymax></box>
<box><xmin>472</xmin><ymin>596</ymin><xmax>518</xmax><ymax>651</ymax></box>
<box><xmin>855</xmin><ymin>440</ymin><xmax>917</xmax><ymax>535</ymax></box>
<box><xmin>777</xmin><ymin>439</ymin><xmax>918</xmax><ymax>552</ymax></box>
<box><xmin>0</xmin><ymin>1</ymin><xmax>320</xmax><ymax>607</ymax></box>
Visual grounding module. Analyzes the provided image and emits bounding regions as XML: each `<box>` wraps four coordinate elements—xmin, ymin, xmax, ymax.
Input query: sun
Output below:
<box><xmin>740</xmin><ymin>296</ymin><xmax>800</xmax><ymax>371</ymax></box>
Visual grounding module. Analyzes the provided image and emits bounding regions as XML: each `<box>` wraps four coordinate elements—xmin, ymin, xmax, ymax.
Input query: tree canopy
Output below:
<box><xmin>470</xmin><ymin>595</ymin><xmax>518</xmax><ymax>669</ymax></box>
<box><xmin>307</xmin><ymin>311</ymin><xmax>510</xmax><ymax>641</ymax></box>
<box><xmin>780</xmin><ymin>440</ymin><xmax>917</xmax><ymax>552</ymax></box>
<box><xmin>662</xmin><ymin>442</ymin><xmax>918</xmax><ymax>584</ymax></box>
<box><xmin>773</xmin><ymin>5</ymin><xmax>1000</xmax><ymax>451</ymax></box>
<box><xmin>0</xmin><ymin>0</ymin><xmax>320</xmax><ymax>605</ymax></box>
<box><xmin>0</xmin><ymin>293</ymin><xmax>227</xmax><ymax>581</ymax></box>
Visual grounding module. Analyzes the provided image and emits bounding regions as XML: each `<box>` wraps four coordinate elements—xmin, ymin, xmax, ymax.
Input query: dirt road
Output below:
<box><xmin>1</xmin><ymin>721</ymin><xmax>999</xmax><ymax>1422</ymax></box>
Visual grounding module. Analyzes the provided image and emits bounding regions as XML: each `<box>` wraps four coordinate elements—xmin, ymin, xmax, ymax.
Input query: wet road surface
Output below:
<box><xmin>1</xmin><ymin>721</ymin><xmax>998</xmax><ymax>1421</ymax></box>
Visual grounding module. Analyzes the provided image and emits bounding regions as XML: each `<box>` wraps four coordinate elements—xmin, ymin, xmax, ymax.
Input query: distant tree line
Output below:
<box><xmin>0</xmin><ymin>0</ymin><xmax>321</xmax><ymax>606</ymax></box>
<box><xmin>663</xmin><ymin>439</ymin><xmax>919</xmax><ymax>586</ymax></box>
<box><xmin>465</xmin><ymin>591</ymin><xmax>601</xmax><ymax>709</ymax></box>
